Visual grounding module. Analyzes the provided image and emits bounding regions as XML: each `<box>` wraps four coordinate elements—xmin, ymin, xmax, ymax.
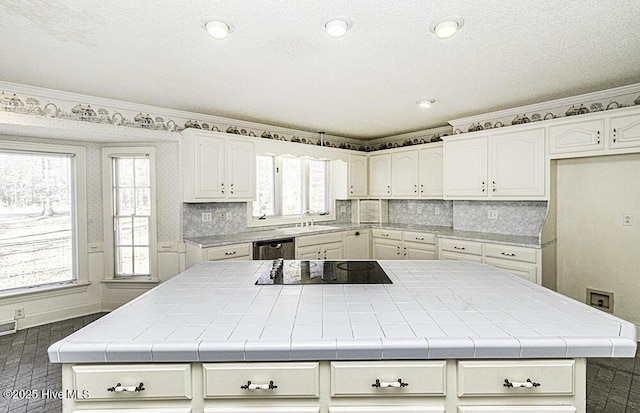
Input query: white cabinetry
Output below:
<box><xmin>547</xmin><ymin>106</ymin><xmax>640</xmax><ymax>158</ymax></box>
<box><xmin>296</xmin><ymin>233</ymin><xmax>343</xmax><ymax>260</ymax></box>
<box><xmin>439</xmin><ymin>239</ymin><xmax>542</xmax><ymax>284</ymax></box>
<box><xmin>371</xmin><ymin>229</ymin><xmax>437</xmax><ymax>260</ymax></box>
<box><xmin>343</xmin><ymin>229</ymin><xmax>370</xmax><ymax>259</ymax></box>
<box><xmin>443</xmin><ymin>128</ymin><xmax>546</xmax><ymax>200</ymax></box>
<box><xmin>391</xmin><ymin>150</ymin><xmax>419</xmax><ymax>197</ymax></box>
<box><xmin>368</xmin><ymin>154</ymin><xmax>392</xmax><ymax>197</ymax></box>
<box><xmin>182</xmin><ymin>129</ymin><xmax>255</xmax><ymax>202</ymax></box>
<box><xmin>348</xmin><ymin>154</ymin><xmax>368</xmax><ymax>197</ymax></box>
<box><xmin>185</xmin><ymin>242</ymin><xmax>252</xmax><ymax>268</ymax></box>
<box><xmin>418</xmin><ymin>145</ymin><xmax>443</xmax><ymax>198</ymax></box>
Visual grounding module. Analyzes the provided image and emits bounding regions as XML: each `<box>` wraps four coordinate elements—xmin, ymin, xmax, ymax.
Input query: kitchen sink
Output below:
<box><xmin>276</xmin><ymin>225</ymin><xmax>339</xmax><ymax>234</ymax></box>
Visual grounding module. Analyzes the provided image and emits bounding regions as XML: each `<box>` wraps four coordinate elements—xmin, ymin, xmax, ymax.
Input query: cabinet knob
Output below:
<box><xmin>454</xmin><ymin>246</ymin><xmax>466</xmax><ymax>250</ymax></box>
<box><xmin>241</xmin><ymin>380</ymin><xmax>278</xmax><ymax>390</ymax></box>
<box><xmin>613</xmin><ymin>128</ymin><xmax>617</xmax><ymax>143</ymax></box>
<box><xmin>500</xmin><ymin>252</ymin><xmax>516</xmax><ymax>257</ymax></box>
<box><xmin>420</xmin><ymin>184</ymin><xmax>424</xmax><ymax>193</ymax></box>
<box><xmin>481</xmin><ymin>181</ymin><xmax>486</xmax><ymax>192</ymax></box>
<box><xmin>414</xmin><ymin>184</ymin><xmax>418</xmax><ymax>193</ymax></box>
<box><xmin>355</xmin><ymin>231</ymin><xmax>360</xmax><ymax>236</ymax></box>
<box><xmin>221</xmin><ymin>183</ymin><xmax>225</xmax><ymax>194</ymax></box>
<box><xmin>224</xmin><ymin>251</ymin><xmax>237</xmax><ymax>256</ymax></box>
<box><xmin>492</xmin><ymin>180</ymin><xmax>496</xmax><ymax>192</ymax></box>
<box><xmin>415</xmin><ymin>237</ymin><xmax>424</xmax><ymax>241</ymax></box>
<box><xmin>503</xmin><ymin>378</ymin><xmax>540</xmax><ymax>388</ymax></box>
<box><xmin>387</xmin><ymin>185</ymin><xmax>391</xmax><ymax>194</ymax></box>
<box><xmin>230</xmin><ymin>183</ymin><xmax>234</xmax><ymax>194</ymax></box>
<box><xmin>107</xmin><ymin>382</ymin><xmax>145</xmax><ymax>392</ymax></box>
<box><xmin>396</xmin><ymin>246</ymin><xmax>401</xmax><ymax>255</ymax></box>
<box><xmin>372</xmin><ymin>378</ymin><xmax>409</xmax><ymax>388</ymax></box>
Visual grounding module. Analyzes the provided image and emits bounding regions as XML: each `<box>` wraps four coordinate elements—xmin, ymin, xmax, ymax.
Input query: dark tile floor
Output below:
<box><xmin>0</xmin><ymin>313</ymin><xmax>638</xmax><ymax>412</ymax></box>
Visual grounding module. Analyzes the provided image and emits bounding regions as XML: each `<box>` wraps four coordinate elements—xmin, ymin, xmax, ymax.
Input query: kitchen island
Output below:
<box><xmin>49</xmin><ymin>260</ymin><xmax>637</xmax><ymax>412</ymax></box>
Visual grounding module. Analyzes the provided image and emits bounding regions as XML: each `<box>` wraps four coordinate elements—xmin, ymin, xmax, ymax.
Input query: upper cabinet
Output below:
<box><xmin>418</xmin><ymin>145</ymin><xmax>443</xmax><ymax>198</ymax></box>
<box><xmin>348</xmin><ymin>154</ymin><xmax>368</xmax><ymax>197</ymax></box>
<box><xmin>391</xmin><ymin>150</ymin><xmax>419</xmax><ymax>197</ymax></box>
<box><xmin>182</xmin><ymin>129</ymin><xmax>255</xmax><ymax>202</ymax></box>
<box><xmin>369</xmin><ymin>153</ymin><xmax>392</xmax><ymax>197</ymax></box>
<box><xmin>444</xmin><ymin>128</ymin><xmax>546</xmax><ymax>200</ymax></box>
<box><xmin>548</xmin><ymin>106</ymin><xmax>640</xmax><ymax>158</ymax></box>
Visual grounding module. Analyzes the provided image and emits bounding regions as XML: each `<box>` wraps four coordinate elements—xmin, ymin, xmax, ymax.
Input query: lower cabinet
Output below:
<box><xmin>371</xmin><ymin>229</ymin><xmax>437</xmax><ymax>260</ymax></box>
<box><xmin>62</xmin><ymin>359</ymin><xmax>585</xmax><ymax>412</ymax></box>
<box><xmin>296</xmin><ymin>233</ymin><xmax>344</xmax><ymax>260</ymax></box>
<box><xmin>185</xmin><ymin>242</ymin><xmax>252</xmax><ymax>268</ymax></box>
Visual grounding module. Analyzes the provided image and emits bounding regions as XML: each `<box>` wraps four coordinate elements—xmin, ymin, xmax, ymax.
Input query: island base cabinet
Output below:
<box><xmin>457</xmin><ymin>407</ymin><xmax>577</xmax><ymax>412</ymax></box>
<box><xmin>329</xmin><ymin>407</ymin><xmax>445</xmax><ymax>412</ymax></box>
<box><xmin>205</xmin><ymin>408</ymin><xmax>320</xmax><ymax>413</ymax></box>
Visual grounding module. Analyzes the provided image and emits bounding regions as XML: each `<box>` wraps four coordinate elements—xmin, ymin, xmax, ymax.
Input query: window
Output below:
<box><xmin>103</xmin><ymin>148</ymin><xmax>156</xmax><ymax>280</ymax></box>
<box><xmin>251</xmin><ymin>154</ymin><xmax>331</xmax><ymax>224</ymax></box>
<box><xmin>0</xmin><ymin>143</ymin><xmax>86</xmax><ymax>293</ymax></box>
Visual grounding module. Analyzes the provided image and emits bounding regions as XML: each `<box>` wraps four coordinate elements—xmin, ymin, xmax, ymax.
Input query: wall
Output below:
<box><xmin>556</xmin><ymin>154</ymin><xmax>640</xmax><ymax>328</ymax></box>
<box><xmin>0</xmin><ymin>133</ymin><xmax>183</xmax><ymax>327</ymax></box>
<box><xmin>388</xmin><ymin>200</ymin><xmax>453</xmax><ymax>227</ymax></box>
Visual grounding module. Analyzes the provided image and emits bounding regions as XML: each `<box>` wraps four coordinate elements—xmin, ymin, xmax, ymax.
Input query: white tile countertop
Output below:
<box><xmin>48</xmin><ymin>261</ymin><xmax>637</xmax><ymax>363</ymax></box>
<box><xmin>184</xmin><ymin>223</ymin><xmax>542</xmax><ymax>248</ymax></box>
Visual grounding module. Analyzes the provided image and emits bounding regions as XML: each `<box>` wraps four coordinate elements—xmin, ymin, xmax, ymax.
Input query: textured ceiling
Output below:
<box><xmin>1</xmin><ymin>0</ymin><xmax>639</xmax><ymax>139</ymax></box>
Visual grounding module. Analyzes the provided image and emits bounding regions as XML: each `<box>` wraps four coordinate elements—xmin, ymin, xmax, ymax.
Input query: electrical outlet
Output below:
<box><xmin>417</xmin><ymin>207</ymin><xmax>422</xmax><ymax>214</ymax></box>
<box><xmin>14</xmin><ymin>308</ymin><xmax>25</xmax><ymax>319</ymax></box>
<box><xmin>226</xmin><ymin>212</ymin><xmax>232</xmax><ymax>221</ymax></box>
<box><xmin>340</xmin><ymin>206</ymin><xmax>346</xmax><ymax>213</ymax></box>
<box><xmin>488</xmin><ymin>210</ymin><xmax>498</xmax><ymax>219</ymax></box>
<box><xmin>202</xmin><ymin>212</ymin><xmax>212</xmax><ymax>222</ymax></box>
<box><xmin>434</xmin><ymin>207</ymin><xmax>440</xmax><ymax>215</ymax></box>
<box><xmin>623</xmin><ymin>213</ymin><xmax>633</xmax><ymax>226</ymax></box>
<box><xmin>220</xmin><ymin>212</ymin><xmax>227</xmax><ymax>221</ymax></box>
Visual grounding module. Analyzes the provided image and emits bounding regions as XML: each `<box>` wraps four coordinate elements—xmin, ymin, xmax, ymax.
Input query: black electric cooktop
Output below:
<box><xmin>255</xmin><ymin>260</ymin><xmax>393</xmax><ymax>285</ymax></box>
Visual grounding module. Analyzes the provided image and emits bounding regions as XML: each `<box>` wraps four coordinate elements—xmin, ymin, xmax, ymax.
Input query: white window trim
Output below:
<box><xmin>0</xmin><ymin>141</ymin><xmax>87</xmax><ymax>296</ymax></box>
<box><xmin>247</xmin><ymin>154</ymin><xmax>336</xmax><ymax>228</ymax></box>
<box><xmin>102</xmin><ymin>147</ymin><xmax>158</xmax><ymax>281</ymax></box>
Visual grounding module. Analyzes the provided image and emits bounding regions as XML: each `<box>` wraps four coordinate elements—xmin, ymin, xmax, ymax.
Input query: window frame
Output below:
<box><xmin>0</xmin><ymin>141</ymin><xmax>87</xmax><ymax>295</ymax></box>
<box><xmin>102</xmin><ymin>147</ymin><xmax>157</xmax><ymax>281</ymax></box>
<box><xmin>248</xmin><ymin>153</ymin><xmax>335</xmax><ymax>228</ymax></box>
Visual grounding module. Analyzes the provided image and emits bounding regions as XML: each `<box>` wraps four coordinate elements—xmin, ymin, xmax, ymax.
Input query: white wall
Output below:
<box><xmin>556</xmin><ymin>154</ymin><xmax>640</xmax><ymax>328</ymax></box>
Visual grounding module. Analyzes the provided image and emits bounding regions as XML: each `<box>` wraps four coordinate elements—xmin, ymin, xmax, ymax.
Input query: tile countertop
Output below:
<box><xmin>48</xmin><ymin>260</ymin><xmax>637</xmax><ymax>363</ymax></box>
<box><xmin>184</xmin><ymin>223</ymin><xmax>541</xmax><ymax>249</ymax></box>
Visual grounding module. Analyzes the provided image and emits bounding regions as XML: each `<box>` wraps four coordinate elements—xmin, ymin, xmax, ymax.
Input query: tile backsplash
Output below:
<box><xmin>183</xmin><ymin>200</ymin><xmax>352</xmax><ymax>238</ymax></box>
<box><xmin>183</xmin><ymin>199</ymin><xmax>547</xmax><ymax>239</ymax></box>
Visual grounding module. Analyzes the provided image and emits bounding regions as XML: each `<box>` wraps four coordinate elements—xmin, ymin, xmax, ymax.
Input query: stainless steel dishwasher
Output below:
<box><xmin>253</xmin><ymin>238</ymin><xmax>295</xmax><ymax>260</ymax></box>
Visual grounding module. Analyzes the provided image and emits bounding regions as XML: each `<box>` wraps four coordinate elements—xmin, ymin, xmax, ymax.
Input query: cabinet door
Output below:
<box><xmin>403</xmin><ymin>241</ymin><xmax>436</xmax><ymax>260</ymax></box>
<box><xmin>419</xmin><ymin>146</ymin><xmax>443</xmax><ymax>198</ymax></box>
<box><xmin>391</xmin><ymin>150</ymin><xmax>419</xmax><ymax>197</ymax></box>
<box><xmin>610</xmin><ymin>112</ymin><xmax>640</xmax><ymax>150</ymax></box>
<box><xmin>372</xmin><ymin>238</ymin><xmax>401</xmax><ymax>260</ymax></box>
<box><xmin>548</xmin><ymin>118</ymin><xmax>604</xmax><ymax>155</ymax></box>
<box><xmin>227</xmin><ymin>139</ymin><xmax>255</xmax><ymax>199</ymax></box>
<box><xmin>344</xmin><ymin>230</ymin><xmax>370</xmax><ymax>259</ymax></box>
<box><xmin>489</xmin><ymin>129</ymin><xmax>545</xmax><ymax>198</ymax></box>
<box><xmin>297</xmin><ymin>245</ymin><xmax>321</xmax><ymax>260</ymax></box>
<box><xmin>348</xmin><ymin>154</ymin><xmax>368</xmax><ymax>197</ymax></box>
<box><xmin>439</xmin><ymin>251</ymin><xmax>482</xmax><ymax>263</ymax></box>
<box><xmin>322</xmin><ymin>241</ymin><xmax>344</xmax><ymax>259</ymax></box>
<box><xmin>193</xmin><ymin>135</ymin><xmax>226</xmax><ymax>200</ymax></box>
<box><xmin>369</xmin><ymin>154</ymin><xmax>392</xmax><ymax>197</ymax></box>
<box><xmin>443</xmin><ymin>136</ymin><xmax>488</xmax><ymax>198</ymax></box>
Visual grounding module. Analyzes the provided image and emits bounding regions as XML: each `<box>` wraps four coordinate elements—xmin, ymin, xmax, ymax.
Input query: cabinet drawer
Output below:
<box><xmin>203</xmin><ymin>362</ymin><xmax>319</xmax><ymax>398</ymax></box>
<box><xmin>402</xmin><ymin>231</ymin><xmax>436</xmax><ymax>245</ymax></box>
<box><xmin>330</xmin><ymin>407</ymin><xmax>444</xmax><ymax>413</ymax></box>
<box><xmin>458</xmin><ymin>407</ymin><xmax>576</xmax><ymax>413</ymax></box>
<box><xmin>484</xmin><ymin>258</ymin><xmax>538</xmax><ymax>284</ymax></box>
<box><xmin>439</xmin><ymin>251</ymin><xmax>482</xmax><ymax>263</ymax></box>
<box><xmin>297</xmin><ymin>232</ymin><xmax>343</xmax><ymax>247</ymax></box>
<box><xmin>206</xmin><ymin>408</ymin><xmax>319</xmax><ymax>413</ymax></box>
<box><xmin>483</xmin><ymin>244</ymin><xmax>538</xmax><ymax>264</ymax></box>
<box><xmin>205</xmin><ymin>243</ymin><xmax>252</xmax><ymax>260</ymax></box>
<box><xmin>371</xmin><ymin>229</ymin><xmax>402</xmax><ymax>240</ymax></box>
<box><xmin>548</xmin><ymin>119</ymin><xmax>604</xmax><ymax>155</ymax></box>
<box><xmin>457</xmin><ymin>360</ymin><xmax>575</xmax><ymax>397</ymax></box>
<box><xmin>71</xmin><ymin>364</ymin><xmax>192</xmax><ymax>401</ymax></box>
<box><xmin>331</xmin><ymin>361</ymin><xmax>446</xmax><ymax>397</ymax></box>
<box><xmin>439</xmin><ymin>239</ymin><xmax>482</xmax><ymax>255</ymax></box>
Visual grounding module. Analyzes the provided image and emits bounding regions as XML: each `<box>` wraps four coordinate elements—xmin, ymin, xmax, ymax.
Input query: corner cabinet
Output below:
<box><xmin>182</xmin><ymin>129</ymin><xmax>255</xmax><ymax>202</ymax></box>
<box><xmin>443</xmin><ymin>128</ymin><xmax>546</xmax><ymax>200</ymax></box>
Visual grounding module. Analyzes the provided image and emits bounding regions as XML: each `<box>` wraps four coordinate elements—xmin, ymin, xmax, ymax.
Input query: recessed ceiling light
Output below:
<box><xmin>205</xmin><ymin>20</ymin><xmax>233</xmax><ymax>40</ymax></box>
<box><xmin>417</xmin><ymin>99</ymin><xmax>435</xmax><ymax>108</ymax></box>
<box><xmin>322</xmin><ymin>16</ymin><xmax>352</xmax><ymax>38</ymax></box>
<box><xmin>429</xmin><ymin>16</ymin><xmax>464</xmax><ymax>39</ymax></box>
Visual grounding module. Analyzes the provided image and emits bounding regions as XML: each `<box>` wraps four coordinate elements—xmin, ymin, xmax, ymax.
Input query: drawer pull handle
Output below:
<box><xmin>503</xmin><ymin>378</ymin><xmax>540</xmax><ymax>388</ymax></box>
<box><xmin>501</xmin><ymin>252</ymin><xmax>516</xmax><ymax>257</ymax></box>
<box><xmin>107</xmin><ymin>382</ymin><xmax>145</xmax><ymax>392</ymax></box>
<box><xmin>415</xmin><ymin>237</ymin><xmax>424</xmax><ymax>241</ymax></box>
<box><xmin>224</xmin><ymin>251</ymin><xmax>237</xmax><ymax>256</ymax></box>
<box><xmin>372</xmin><ymin>378</ymin><xmax>409</xmax><ymax>388</ymax></box>
<box><xmin>454</xmin><ymin>246</ymin><xmax>466</xmax><ymax>250</ymax></box>
<box><xmin>241</xmin><ymin>380</ymin><xmax>278</xmax><ymax>390</ymax></box>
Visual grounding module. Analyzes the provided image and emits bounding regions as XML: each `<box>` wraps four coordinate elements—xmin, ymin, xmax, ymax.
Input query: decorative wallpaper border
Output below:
<box><xmin>2</xmin><ymin>81</ymin><xmax>640</xmax><ymax>151</ymax></box>
<box><xmin>448</xmin><ymin>83</ymin><xmax>640</xmax><ymax>135</ymax></box>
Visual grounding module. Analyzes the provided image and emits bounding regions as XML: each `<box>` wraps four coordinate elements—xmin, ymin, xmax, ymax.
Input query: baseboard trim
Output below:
<box><xmin>16</xmin><ymin>301</ymin><xmax>102</xmax><ymax>330</ymax></box>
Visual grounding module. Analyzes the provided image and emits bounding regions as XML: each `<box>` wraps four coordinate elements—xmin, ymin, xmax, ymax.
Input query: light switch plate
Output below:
<box><xmin>623</xmin><ymin>214</ymin><xmax>633</xmax><ymax>226</ymax></box>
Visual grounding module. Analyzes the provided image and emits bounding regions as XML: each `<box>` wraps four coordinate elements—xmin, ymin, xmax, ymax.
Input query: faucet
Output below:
<box><xmin>300</xmin><ymin>210</ymin><xmax>315</xmax><ymax>227</ymax></box>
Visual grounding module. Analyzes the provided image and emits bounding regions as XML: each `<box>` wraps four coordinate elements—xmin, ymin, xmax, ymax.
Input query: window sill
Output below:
<box><xmin>246</xmin><ymin>214</ymin><xmax>337</xmax><ymax>229</ymax></box>
<box><xmin>101</xmin><ymin>279</ymin><xmax>160</xmax><ymax>289</ymax></box>
<box><xmin>0</xmin><ymin>282</ymin><xmax>91</xmax><ymax>305</ymax></box>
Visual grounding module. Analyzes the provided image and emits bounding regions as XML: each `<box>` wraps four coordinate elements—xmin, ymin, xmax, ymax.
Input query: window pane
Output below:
<box><xmin>134</xmin><ymin>247</ymin><xmax>149</xmax><ymax>275</ymax></box>
<box><xmin>116</xmin><ymin>247</ymin><xmax>133</xmax><ymax>275</ymax></box>
<box><xmin>281</xmin><ymin>157</ymin><xmax>302</xmax><ymax>215</ymax></box>
<box><xmin>136</xmin><ymin>188</ymin><xmax>151</xmax><ymax>215</ymax></box>
<box><xmin>309</xmin><ymin>160</ymin><xmax>328</xmax><ymax>213</ymax></box>
<box><xmin>0</xmin><ymin>151</ymin><xmax>75</xmax><ymax>291</ymax></box>
<box><xmin>116</xmin><ymin>158</ymin><xmax>134</xmax><ymax>187</ymax></box>
<box><xmin>253</xmin><ymin>155</ymin><xmax>275</xmax><ymax>217</ymax></box>
<box><xmin>134</xmin><ymin>158</ymin><xmax>150</xmax><ymax>187</ymax></box>
<box><xmin>117</xmin><ymin>188</ymin><xmax>134</xmax><ymax>215</ymax></box>
<box><xmin>116</xmin><ymin>217</ymin><xmax>133</xmax><ymax>245</ymax></box>
<box><xmin>133</xmin><ymin>217</ymin><xmax>149</xmax><ymax>245</ymax></box>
